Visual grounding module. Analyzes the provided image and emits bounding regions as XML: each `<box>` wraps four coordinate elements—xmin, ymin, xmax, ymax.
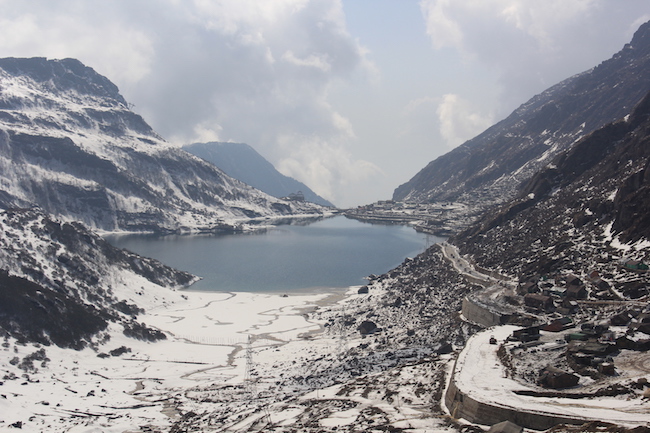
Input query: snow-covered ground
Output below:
<box><xmin>452</xmin><ymin>326</ymin><xmax>650</xmax><ymax>428</ymax></box>
<box><xmin>1</xmin><ymin>279</ymin><xmax>463</xmax><ymax>433</ymax></box>
<box><xmin>0</xmin><ymin>287</ymin><xmax>341</xmax><ymax>432</ymax></box>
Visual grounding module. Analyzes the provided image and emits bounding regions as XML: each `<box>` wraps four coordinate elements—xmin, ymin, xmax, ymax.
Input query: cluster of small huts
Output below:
<box><xmin>507</xmin><ymin>310</ymin><xmax>650</xmax><ymax>389</ymax></box>
<box><xmin>519</xmin><ymin>272</ymin><xmax>605</xmax><ymax>315</ymax></box>
<box><xmin>519</xmin><ymin>259</ymin><xmax>649</xmax><ymax>313</ymax></box>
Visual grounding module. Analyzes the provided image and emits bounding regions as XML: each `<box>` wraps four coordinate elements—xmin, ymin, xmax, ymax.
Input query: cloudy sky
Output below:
<box><xmin>1</xmin><ymin>1</ymin><xmax>649</xmax><ymax>207</ymax></box>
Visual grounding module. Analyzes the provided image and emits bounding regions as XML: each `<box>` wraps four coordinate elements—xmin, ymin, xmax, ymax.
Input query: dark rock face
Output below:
<box><xmin>0</xmin><ymin>208</ymin><xmax>194</xmax><ymax>348</ymax></box>
<box><xmin>394</xmin><ymin>21</ymin><xmax>650</xmax><ymax>208</ymax></box>
<box><xmin>0</xmin><ymin>269</ymin><xmax>109</xmax><ymax>349</ymax></box>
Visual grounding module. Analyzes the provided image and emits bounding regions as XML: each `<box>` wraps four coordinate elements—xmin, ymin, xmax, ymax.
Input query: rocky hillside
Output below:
<box><xmin>0</xmin><ymin>57</ymin><xmax>327</xmax><ymax>233</ymax></box>
<box><xmin>454</xmin><ymin>89</ymin><xmax>650</xmax><ymax>298</ymax></box>
<box><xmin>0</xmin><ymin>208</ymin><xmax>194</xmax><ymax>349</ymax></box>
<box><xmin>309</xmin><ymin>89</ymin><xmax>650</xmax><ymax>433</ymax></box>
<box><xmin>393</xmin><ymin>20</ymin><xmax>650</xmax><ymax>210</ymax></box>
<box><xmin>184</xmin><ymin>141</ymin><xmax>334</xmax><ymax>207</ymax></box>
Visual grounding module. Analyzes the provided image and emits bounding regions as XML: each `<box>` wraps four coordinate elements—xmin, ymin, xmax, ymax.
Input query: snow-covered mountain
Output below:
<box><xmin>0</xmin><ymin>57</ymin><xmax>328</xmax><ymax>233</ymax></box>
<box><xmin>183</xmin><ymin>141</ymin><xmax>335</xmax><ymax>207</ymax></box>
<box><xmin>394</xmin><ymin>21</ymin><xmax>650</xmax><ymax>210</ymax></box>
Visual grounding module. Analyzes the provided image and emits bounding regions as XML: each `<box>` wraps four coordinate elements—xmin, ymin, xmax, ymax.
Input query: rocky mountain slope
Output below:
<box><xmin>393</xmin><ymin>21</ymin><xmax>650</xmax><ymax>211</ymax></box>
<box><xmin>0</xmin><ymin>208</ymin><xmax>194</xmax><ymax>350</ymax></box>
<box><xmin>184</xmin><ymin>141</ymin><xmax>334</xmax><ymax>207</ymax></box>
<box><xmin>171</xmin><ymin>88</ymin><xmax>650</xmax><ymax>429</ymax></box>
<box><xmin>455</xmin><ymin>89</ymin><xmax>650</xmax><ymax>294</ymax></box>
<box><xmin>0</xmin><ymin>57</ymin><xmax>327</xmax><ymax>233</ymax></box>
<box><xmin>295</xmin><ymin>90</ymin><xmax>650</xmax><ymax>433</ymax></box>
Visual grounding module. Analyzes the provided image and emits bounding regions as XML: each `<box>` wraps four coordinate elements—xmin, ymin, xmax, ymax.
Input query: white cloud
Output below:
<box><xmin>420</xmin><ymin>0</ymin><xmax>596</xmax><ymax>54</ymax></box>
<box><xmin>419</xmin><ymin>0</ymin><xmax>464</xmax><ymax>50</ymax></box>
<box><xmin>282</xmin><ymin>50</ymin><xmax>332</xmax><ymax>72</ymax></box>
<box><xmin>0</xmin><ymin>1</ymin><xmax>370</xmax><ymax>141</ymax></box>
<box><xmin>276</xmin><ymin>134</ymin><xmax>381</xmax><ymax>204</ymax></box>
<box><xmin>188</xmin><ymin>0</ymin><xmax>310</xmax><ymax>35</ymax></box>
<box><xmin>437</xmin><ymin>94</ymin><xmax>493</xmax><ymax>148</ymax></box>
<box><xmin>400</xmin><ymin>96</ymin><xmax>440</xmax><ymax>146</ymax></box>
<box><xmin>498</xmin><ymin>1</ymin><xmax>596</xmax><ymax>49</ymax></box>
<box><xmin>0</xmin><ymin>3</ymin><xmax>155</xmax><ymax>86</ymax></box>
<box><xmin>185</xmin><ymin>122</ymin><xmax>223</xmax><ymax>145</ymax></box>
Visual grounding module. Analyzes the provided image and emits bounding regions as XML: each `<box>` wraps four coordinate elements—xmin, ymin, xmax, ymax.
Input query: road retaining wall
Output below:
<box><xmin>445</xmin><ymin>356</ymin><xmax>587</xmax><ymax>430</ymax></box>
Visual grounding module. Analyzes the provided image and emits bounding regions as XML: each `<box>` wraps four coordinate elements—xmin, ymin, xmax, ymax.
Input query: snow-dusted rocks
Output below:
<box><xmin>447</xmin><ymin>326</ymin><xmax>650</xmax><ymax>429</ymax></box>
<box><xmin>0</xmin><ymin>208</ymin><xmax>194</xmax><ymax>349</ymax></box>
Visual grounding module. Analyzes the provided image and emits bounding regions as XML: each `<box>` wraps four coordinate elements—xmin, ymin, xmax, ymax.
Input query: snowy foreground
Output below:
<box><xmin>3</xmin><ymin>280</ymin><xmax>648</xmax><ymax>432</ymax></box>
<box><xmin>0</xmin><ymin>287</ymin><xmax>338</xmax><ymax>431</ymax></box>
<box><xmin>0</xmin><ymin>285</ymin><xmax>452</xmax><ymax>432</ymax></box>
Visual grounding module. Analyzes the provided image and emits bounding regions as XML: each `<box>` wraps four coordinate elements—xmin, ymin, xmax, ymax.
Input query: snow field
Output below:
<box><xmin>0</xmin><ymin>288</ymin><xmax>333</xmax><ymax>431</ymax></box>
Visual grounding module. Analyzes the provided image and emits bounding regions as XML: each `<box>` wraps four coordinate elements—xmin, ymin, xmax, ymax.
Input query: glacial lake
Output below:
<box><xmin>105</xmin><ymin>216</ymin><xmax>441</xmax><ymax>293</ymax></box>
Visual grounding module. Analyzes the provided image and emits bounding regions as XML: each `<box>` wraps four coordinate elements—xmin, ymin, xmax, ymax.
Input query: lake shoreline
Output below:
<box><xmin>105</xmin><ymin>215</ymin><xmax>436</xmax><ymax>293</ymax></box>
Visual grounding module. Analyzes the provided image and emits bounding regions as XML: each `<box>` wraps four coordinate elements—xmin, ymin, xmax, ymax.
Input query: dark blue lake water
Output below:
<box><xmin>105</xmin><ymin>216</ymin><xmax>441</xmax><ymax>293</ymax></box>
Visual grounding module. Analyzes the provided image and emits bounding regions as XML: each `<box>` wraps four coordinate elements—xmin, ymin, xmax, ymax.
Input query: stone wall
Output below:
<box><xmin>445</xmin><ymin>364</ymin><xmax>587</xmax><ymax>430</ymax></box>
<box><xmin>461</xmin><ymin>296</ymin><xmax>503</xmax><ymax>327</ymax></box>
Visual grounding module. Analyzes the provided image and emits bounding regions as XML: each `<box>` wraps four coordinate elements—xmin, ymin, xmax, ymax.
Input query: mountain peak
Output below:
<box><xmin>184</xmin><ymin>141</ymin><xmax>335</xmax><ymax>207</ymax></box>
<box><xmin>0</xmin><ymin>57</ymin><xmax>126</xmax><ymax>106</ymax></box>
<box><xmin>630</xmin><ymin>19</ymin><xmax>650</xmax><ymax>49</ymax></box>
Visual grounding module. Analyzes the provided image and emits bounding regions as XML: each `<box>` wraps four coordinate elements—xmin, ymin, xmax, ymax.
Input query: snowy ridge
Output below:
<box><xmin>0</xmin><ymin>57</ymin><xmax>330</xmax><ymax>233</ymax></box>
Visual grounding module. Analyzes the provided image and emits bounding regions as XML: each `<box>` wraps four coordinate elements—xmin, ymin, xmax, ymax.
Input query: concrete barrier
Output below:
<box><xmin>445</xmin><ymin>378</ymin><xmax>586</xmax><ymax>430</ymax></box>
<box><xmin>461</xmin><ymin>295</ymin><xmax>517</xmax><ymax>328</ymax></box>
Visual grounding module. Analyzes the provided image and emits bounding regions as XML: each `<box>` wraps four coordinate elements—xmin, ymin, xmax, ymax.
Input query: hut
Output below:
<box><xmin>543</xmin><ymin>317</ymin><xmax>573</xmax><ymax>332</ymax></box>
<box><xmin>598</xmin><ymin>362</ymin><xmax>616</xmax><ymax>376</ymax></box>
<box><xmin>519</xmin><ymin>281</ymin><xmax>538</xmax><ymax>295</ymax></box>
<box><xmin>511</xmin><ymin>326</ymin><xmax>540</xmax><ymax>342</ymax></box>
<box><xmin>565</xmin><ymin>284</ymin><xmax>587</xmax><ymax>299</ymax></box>
<box><xmin>524</xmin><ymin>293</ymin><xmax>554</xmax><ymax>311</ymax></box>
<box><xmin>538</xmin><ymin>366</ymin><xmax>579</xmax><ymax>389</ymax></box>
<box><xmin>565</xmin><ymin>274</ymin><xmax>583</xmax><ymax>287</ymax></box>
<box><xmin>587</xmin><ymin>270</ymin><xmax>600</xmax><ymax>281</ymax></box>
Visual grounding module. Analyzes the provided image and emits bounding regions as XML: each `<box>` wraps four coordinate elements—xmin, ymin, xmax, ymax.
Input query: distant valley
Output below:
<box><xmin>183</xmin><ymin>141</ymin><xmax>334</xmax><ymax>207</ymax></box>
